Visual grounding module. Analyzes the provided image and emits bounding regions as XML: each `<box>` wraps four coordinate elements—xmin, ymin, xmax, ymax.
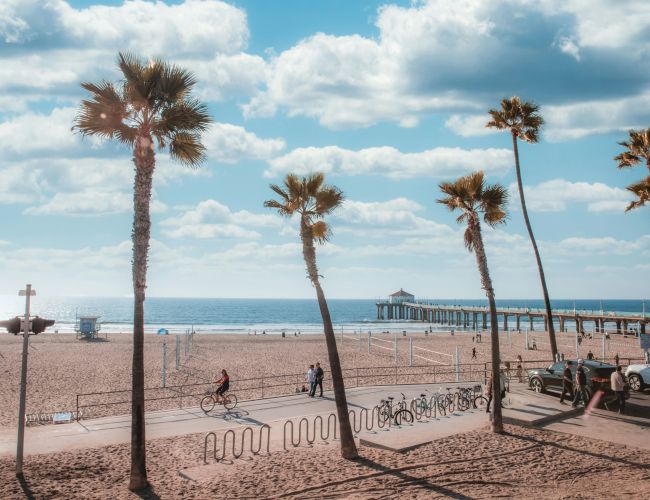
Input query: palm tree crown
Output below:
<box><xmin>438</xmin><ymin>171</ymin><xmax>508</xmax><ymax>253</ymax></box>
<box><xmin>486</xmin><ymin>96</ymin><xmax>544</xmax><ymax>142</ymax></box>
<box><xmin>74</xmin><ymin>52</ymin><xmax>212</xmax><ymax>164</ymax></box>
<box><xmin>614</xmin><ymin>128</ymin><xmax>650</xmax><ymax>211</ymax></box>
<box><xmin>264</xmin><ymin>173</ymin><xmax>344</xmax><ymax>241</ymax></box>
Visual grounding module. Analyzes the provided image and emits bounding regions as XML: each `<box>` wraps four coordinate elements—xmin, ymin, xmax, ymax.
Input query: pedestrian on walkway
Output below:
<box><xmin>314</xmin><ymin>362</ymin><xmax>324</xmax><ymax>397</ymax></box>
<box><xmin>587</xmin><ymin>350</ymin><xmax>594</xmax><ymax>360</ymax></box>
<box><xmin>559</xmin><ymin>361</ymin><xmax>573</xmax><ymax>404</ymax></box>
<box><xmin>606</xmin><ymin>365</ymin><xmax>626</xmax><ymax>414</ymax></box>
<box><xmin>471</xmin><ymin>347</ymin><xmax>477</xmax><ymax>359</ymax></box>
<box><xmin>572</xmin><ymin>359</ymin><xmax>589</xmax><ymax>407</ymax></box>
<box><xmin>516</xmin><ymin>355</ymin><xmax>524</xmax><ymax>383</ymax></box>
<box><xmin>485</xmin><ymin>370</ymin><xmax>507</xmax><ymax>412</ymax></box>
<box><xmin>306</xmin><ymin>364</ymin><xmax>316</xmax><ymax>397</ymax></box>
<box><xmin>614</xmin><ymin>353</ymin><xmax>620</xmax><ymax>366</ymax></box>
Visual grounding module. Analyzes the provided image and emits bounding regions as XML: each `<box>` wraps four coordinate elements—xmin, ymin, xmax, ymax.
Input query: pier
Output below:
<box><xmin>375</xmin><ymin>302</ymin><xmax>649</xmax><ymax>335</ymax></box>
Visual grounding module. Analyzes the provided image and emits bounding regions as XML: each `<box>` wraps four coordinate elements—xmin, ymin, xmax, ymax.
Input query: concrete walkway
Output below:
<box><xmin>0</xmin><ymin>382</ymin><xmax>481</xmax><ymax>457</ymax></box>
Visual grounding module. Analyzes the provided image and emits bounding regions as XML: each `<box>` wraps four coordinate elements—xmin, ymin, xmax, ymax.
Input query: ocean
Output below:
<box><xmin>0</xmin><ymin>296</ymin><xmax>646</xmax><ymax>335</ymax></box>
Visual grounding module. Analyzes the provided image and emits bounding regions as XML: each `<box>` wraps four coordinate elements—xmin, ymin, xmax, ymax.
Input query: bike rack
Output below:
<box><xmin>283</xmin><ymin>413</ymin><xmax>338</xmax><ymax>451</ymax></box>
<box><xmin>203</xmin><ymin>424</ymin><xmax>271</xmax><ymax>464</ymax></box>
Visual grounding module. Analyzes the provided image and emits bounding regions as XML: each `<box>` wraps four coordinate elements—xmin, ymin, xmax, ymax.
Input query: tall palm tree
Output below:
<box><xmin>74</xmin><ymin>53</ymin><xmax>211</xmax><ymax>490</ymax></box>
<box><xmin>264</xmin><ymin>173</ymin><xmax>358</xmax><ymax>459</ymax></box>
<box><xmin>487</xmin><ymin>96</ymin><xmax>558</xmax><ymax>359</ymax></box>
<box><xmin>614</xmin><ymin>127</ymin><xmax>650</xmax><ymax>211</ymax></box>
<box><xmin>438</xmin><ymin>171</ymin><xmax>508</xmax><ymax>433</ymax></box>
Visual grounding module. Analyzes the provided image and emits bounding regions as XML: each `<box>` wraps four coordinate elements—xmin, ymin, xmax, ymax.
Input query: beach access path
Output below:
<box><xmin>1</xmin><ymin>382</ymin><xmax>648</xmax><ymax>458</ymax></box>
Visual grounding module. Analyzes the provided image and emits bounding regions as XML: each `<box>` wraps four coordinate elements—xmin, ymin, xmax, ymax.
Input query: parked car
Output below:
<box><xmin>527</xmin><ymin>359</ymin><xmax>617</xmax><ymax>401</ymax></box>
<box><xmin>625</xmin><ymin>364</ymin><xmax>650</xmax><ymax>391</ymax></box>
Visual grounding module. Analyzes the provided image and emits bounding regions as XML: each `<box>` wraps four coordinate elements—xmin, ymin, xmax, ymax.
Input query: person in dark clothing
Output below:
<box><xmin>471</xmin><ymin>347</ymin><xmax>477</xmax><ymax>359</ymax></box>
<box><xmin>314</xmin><ymin>362</ymin><xmax>324</xmax><ymax>397</ymax></box>
<box><xmin>587</xmin><ymin>350</ymin><xmax>594</xmax><ymax>360</ymax></box>
<box><xmin>559</xmin><ymin>361</ymin><xmax>573</xmax><ymax>404</ymax></box>
<box><xmin>572</xmin><ymin>359</ymin><xmax>589</xmax><ymax>407</ymax></box>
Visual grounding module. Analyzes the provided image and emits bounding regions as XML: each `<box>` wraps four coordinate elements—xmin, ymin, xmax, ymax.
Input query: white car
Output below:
<box><xmin>625</xmin><ymin>364</ymin><xmax>650</xmax><ymax>391</ymax></box>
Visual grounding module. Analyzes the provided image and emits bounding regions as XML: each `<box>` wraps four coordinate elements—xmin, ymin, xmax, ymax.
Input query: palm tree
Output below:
<box><xmin>74</xmin><ymin>53</ymin><xmax>212</xmax><ymax>490</ymax></box>
<box><xmin>614</xmin><ymin>128</ymin><xmax>650</xmax><ymax>211</ymax></box>
<box><xmin>438</xmin><ymin>171</ymin><xmax>508</xmax><ymax>433</ymax></box>
<box><xmin>264</xmin><ymin>173</ymin><xmax>358</xmax><ymax>459</ymax></box>
<box><xmin>486</xmin><ymin>96</ymin><xmax>558</xmax><ymax>359</ymax></box>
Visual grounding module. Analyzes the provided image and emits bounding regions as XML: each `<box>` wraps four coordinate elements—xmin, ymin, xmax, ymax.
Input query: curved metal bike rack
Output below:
<box><xmin>204</xmin><ymin>424</ymin><xmax>271</xmax><ymax>464</ymax></box>
<box><xmin>283</xmin><ymin>413</ymin><xmax>338</xmax><ymax>451</ymax></box>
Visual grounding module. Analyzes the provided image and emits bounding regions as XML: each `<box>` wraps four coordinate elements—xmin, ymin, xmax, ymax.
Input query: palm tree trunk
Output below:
<box><xmin>469</xmin><ymin>216</ymin><xmax>503</xmax><ymax>433</ymax></box>
<box><xmin>300</xmin><ymin>219</ymin><xmax>358</xmax><ymax>459</ymax></box>
<box><xmin>129</xmin><ymin>135</ymin><xmax>155</xmax><ymax>491</ymax></box>
<box><xmin>512</xmin><ymin>132</ymin><xmax>558</xmax><ymax>359</ymax></box>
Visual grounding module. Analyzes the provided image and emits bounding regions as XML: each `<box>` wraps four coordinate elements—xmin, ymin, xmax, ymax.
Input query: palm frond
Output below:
<box><xmin>615</xmin><ymin>129</ymin><xmax>650</xmax><ymax>171</ymax></box>
<box><xmin>624</xmin><ymin>176</ymin><xmax>650</xmax><ymax>212</ymax></box>
<box><xmin>118</xmin><ymin>52</ymin><xmax>148</xmax><ymax>108</ymax></box>
<box><xmin>464</xmin><ymin>227</ymin><xmax>475</xmax><ymax>252</ymax></box>
<box><xmin>73</xmin><ymin>81</ymin><xmax>130</xmax><ymax>141</ymax></box>
<box><xmin>155</xmin><ymin>99</ymin><xmax>212</xmax><ymax>135</ymax></box>
<box><xmin>311</xmin><ymin>220</ymin><xmax>331</xmax><ymax>243</ymax></box>
<box><xmin>159</xmin><ymin>64</ymin><xmax>197</xmax><ymax>103</ymax></box>
<box><xmin>314</xmin><ymin>186</ymin><xmax>344</xmax><ymax>214</ymax></box>
<box><xmin>487</xmin><ymin>96</ymin><xmax>543</xmax><ymax>143</ymax></box>
<box><xmin>263</xmin><ymin>198</ymin><xmax>293</xmax><ymax>217</ymax></box>
<box><xmin>169</xmin><ymin>132</ymin><xmax>206</xmax><ymax>166</ymax></box>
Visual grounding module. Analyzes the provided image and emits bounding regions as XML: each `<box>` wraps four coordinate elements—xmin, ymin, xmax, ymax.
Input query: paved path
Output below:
<box><xmin>0</xmin><ymin>382</ymin><xmax>480</xmax><ymax>456</ymax></box>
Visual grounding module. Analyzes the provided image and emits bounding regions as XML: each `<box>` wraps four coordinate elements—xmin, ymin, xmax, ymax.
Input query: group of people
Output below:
<box><xmin>559</xmin><ymin>359</ymin><xmax>627</xmax><ymax>413</ymax></box>
<box><xmin>305</xmin><ymin>363</ymin><xmax>325</xmax><ymax>397</ymax></box>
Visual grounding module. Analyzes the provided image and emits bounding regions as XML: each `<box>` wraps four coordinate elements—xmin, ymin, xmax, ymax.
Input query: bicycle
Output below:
<box><xmin>378</xmin><ymin>393</ymin><xmax>414</xmax><ymax>425</ymax></box>
<box><xmin>411</xmin><ymin>392</ymin><xmax>445</xmax><ymax>417</ymax></box>
<box><xmin>200</xmin><ymin>385</ymin><xmax>238</xmax><ymax>413</ymax></box>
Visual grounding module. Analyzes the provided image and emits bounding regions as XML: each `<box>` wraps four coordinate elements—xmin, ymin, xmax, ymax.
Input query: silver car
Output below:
<box><xmin>625</xmin><ymin>364</ymin><xmax>650</xmax><ymax>391</ymax></box>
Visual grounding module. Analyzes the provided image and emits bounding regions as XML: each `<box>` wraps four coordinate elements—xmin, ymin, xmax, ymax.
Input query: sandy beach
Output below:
<box><xmin>1</xmin><ymin>423</ymin><xmax>649</xmax><ymax>499</ymax></box>
<box><xmin>0</xmin><ymin>329</ymin><xmax>643</xmax><ymax>426</ymax></box>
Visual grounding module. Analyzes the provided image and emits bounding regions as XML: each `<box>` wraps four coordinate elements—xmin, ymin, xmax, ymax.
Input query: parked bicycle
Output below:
<box><xmin>378</xmin><ymin>393</ymin><xmax>414</xmax><ymax>425</ymax></box>
<box><xmin>411</xmin><ymin>392</ymin><xmax>446</xmax><ymax>417</ymax></box>
<box><xmin>201</xmin><ymin>385</ymin><xmax>238</xmax><ymax>412</ymax></box>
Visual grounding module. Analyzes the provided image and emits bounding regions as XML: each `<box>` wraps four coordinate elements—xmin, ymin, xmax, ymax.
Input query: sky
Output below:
<box><xmin>0</xmin><ymin>0</ymin><xmax>648</xmax><ymax>300</ymax></box>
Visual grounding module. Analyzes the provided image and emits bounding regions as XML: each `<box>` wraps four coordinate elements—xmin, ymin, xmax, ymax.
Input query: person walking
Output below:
<box><xmin>306</xmin><ymin>364</ymin><xmax>316</xmax><ymax>397</ymax></box>
<box><xmin>614</xmin><ymin>353</ymin><xmax>620</xmax><ymax>366</ymax></box>
<box><xmin>314</xmin><ymin>362</ymin><xmax>324</xmax><ymax>397</ymax></box>
<box><xmin>485</xmin><ymin>370</ymin><xmax>507</xmax><ymax>412</ymax></box>
<box><xmin>559</xmin><ymin>361</ymin><xmax>573</xmax><ymax>404</ymax></box>
<box><xmin>471</xmin><ymin>347</ymin><xmax>477</xmax><ymax>359</ymax></box>
<box><xmin>587</xmin><ymin>350</ymin><xmax>594</xmax><ymax>360</ymax></box>
<box><xmin>606</xmin><ymin>365</ymin><xmax>626</xmax><ymax>414</ymax></box>
<box><xmin>516</xmin><ymin>355</ymin><xmax>524</xmax><ymax>383</ymax></box>
<box><xmin>572</xmin><ymin>359</ymin><xmax>589</xmax><ymax>408</ymax></box>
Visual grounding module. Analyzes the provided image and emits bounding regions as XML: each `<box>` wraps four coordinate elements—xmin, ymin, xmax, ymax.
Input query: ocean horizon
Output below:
<box><xmin>0</xmin><ymin>296</ymin><xmax>646</xmax><ymax>335</ymax></box>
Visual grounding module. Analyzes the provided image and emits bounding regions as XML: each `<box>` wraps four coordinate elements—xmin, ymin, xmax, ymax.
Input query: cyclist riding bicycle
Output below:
<box><xmin>213</xmin><ymin>369</ymin><xmax>230</xmax><ymax>404</ymax></box>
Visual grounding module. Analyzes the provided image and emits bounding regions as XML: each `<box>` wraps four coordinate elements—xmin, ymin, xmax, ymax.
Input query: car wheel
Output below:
<box><xmin>530</xmin><ymin>377</ymin><xmax>545</xmax><ymax>393</ymax></box>
<box><xmin>628</xmin><ymin>374</ymin><xmax>643</xmax><ymax>392</ymax></box>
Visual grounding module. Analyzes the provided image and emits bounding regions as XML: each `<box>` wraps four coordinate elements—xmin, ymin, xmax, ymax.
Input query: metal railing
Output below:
<box><xmin>75</xmin><ymin>356</ymin><xmax>647</xmax><ymax>420</ymax></box>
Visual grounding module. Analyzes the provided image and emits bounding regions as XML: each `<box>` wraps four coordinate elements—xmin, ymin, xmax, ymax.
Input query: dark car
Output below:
<box><xmin>527</xmin><ymin>359</ymin><xmax>617</xmax><ymax>401</ymax></box>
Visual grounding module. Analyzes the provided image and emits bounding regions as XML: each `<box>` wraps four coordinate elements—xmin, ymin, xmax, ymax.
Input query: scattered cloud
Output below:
<box><xmin>510</xmin><ymin>179</ymin><xmax>633</xmax><ymax>213</ymax></box>
<box><xmin>161</xmin><ymin>199</ymin><xmax>284</xmax><ymax>240</ymax></box>
<box><xmin>266</xmin><ymin>145</ymin><xmax>511</xmax><ymax>179</ymax></box>
<box><xmin>204</xmin><ymin>123</ymin><xmax>285</xmax><ymax>164</ymax></box>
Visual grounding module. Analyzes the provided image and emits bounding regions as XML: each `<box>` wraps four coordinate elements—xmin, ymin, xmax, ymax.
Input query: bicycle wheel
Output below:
<box><xmin>224</xmin><ymin>393</ymin><xmax>238</xmax><ymax>410</ymax></box>
<box><xmin>474</xmin><ymin>395</ymin><xmax>488</xmax><ymax>410</ymax></box>
<box><xmin>379</xmin><ymin>408</ymin><xmax>391</xmax><ymax>424</ymax></box>
<box><xmin>394</xmin><ymin>409</ymin><xmax>414</xmax><ymax>425</ymax></box>
<box><xmin>200</xmin><ymin>395</ymin><xmax>216</xmax><ymax>413</ymax></box>
<box><xmin>436</xmin><ymin>398</ymin><xmax>446</xmax><ymax>416</ymax></box>
<box><xmin>457</xmin><ymin>395</ymin><xmax>469</xmax><ymax>411</ymax></box>
<box><xmin>445</xmin><ymin>395</ymin><xmax>455</xmax><ymax>413</ymax></box>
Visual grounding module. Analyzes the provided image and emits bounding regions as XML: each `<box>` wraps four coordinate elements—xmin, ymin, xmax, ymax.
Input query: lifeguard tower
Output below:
<box><xmin>75</xmin><ymin>316</ymin><xmax>103</xmax><ymax>340</ymax></box>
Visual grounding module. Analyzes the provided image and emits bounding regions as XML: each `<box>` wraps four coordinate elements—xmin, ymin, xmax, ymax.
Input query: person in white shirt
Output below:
<box><xmin>606</xmin><ymin>365</ymin><xmax>626</xmax><ymax>414</ymax></box>
<box><xmin>306</xmin><ymin>364</ymin><xmax>316</xmax><ymax>397</ymax></box>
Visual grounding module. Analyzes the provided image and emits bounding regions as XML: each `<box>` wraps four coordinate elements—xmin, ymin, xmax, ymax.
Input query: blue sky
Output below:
<box><xmin>0</xmin><ymin>0</ymin><xmax>648</xmax><ymax>300</ymax></box>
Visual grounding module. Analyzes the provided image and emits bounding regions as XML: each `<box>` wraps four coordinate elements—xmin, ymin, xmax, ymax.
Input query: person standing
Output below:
<box><xmin>314</xmin><ymin>362</ymin><xmax>324</xmax><ymax>397</ymax></box>
<box><xmin>607</xmin><ymin>365</ymin><xmax>626</xmax><ymax>414</ymax></box>
<box><xmin>572</xmin><ymin>359</ymin><xmax>589</xmax><ymax>408</ymax></box>
<box><xmin>306</xmin><ymin>364</ymin><xmax>316</xmax><ymax>397</ymax></box>
<box><xmin>559</xmin><ymin>361</ymin><xmax>573</xmax><ymax>404</ymax></box>
<box><xmin>614</xmin><ymin>353</ymin><xmax>620</xmax><ymax>366</ymax></box>
<box><xmin>516</xmin><ymin>355</ymin><xmax>524</xmax><ymax>383</ymax></box>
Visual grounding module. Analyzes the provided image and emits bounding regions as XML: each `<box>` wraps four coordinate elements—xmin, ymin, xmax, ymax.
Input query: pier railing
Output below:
<box><xmin>74</xmin><ymin>355</ymin><xmax>645</xmax><ymax>420</ymax></box>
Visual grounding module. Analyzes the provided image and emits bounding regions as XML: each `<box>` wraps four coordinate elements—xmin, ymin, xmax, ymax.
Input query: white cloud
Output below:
<box><xmin>204</xmin><ymin>123</ymin><xmax>285</xmax><ymax>163</ymax></box>
<box><xmin>161</xmin><ymin>199</ymin><xmax>284</xmax><ymax>240</ymax></box>
<box><xmin>266</xmin><ymin>145</ymin><xmax>511</xmax><ymax>179</ymax></box>
<box><xmin>24</xmin><ymin>191</ymin><xmax>167</xmax><ymax>216</ymax></box>
<box><xmin>554</xmin><ymin>235</ymin><xmax>650</xmax><ymax>256</ymax></box>
<box><xmin>444</xmin><ymin>115</ymin><xmax>499</xmax><ymax>138</ymax></box>
<box><xmin>510</xmin><ymin>179</ymin><xmax>633</xmax><ymax>213</ymax></box>
<box><xmin>555</xmin><ymin>36</ymin><xmax>580</xmax><ymax>61</ymax></box>
<box><xmin>0</xmin><ymin>107</ymin><xmax>81</xmax><ymax>156</ymax></box>
<box><xmin>543</xmin><ymin>93</ymin><xmax>650</xmax><ymax>141</ymax></box>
